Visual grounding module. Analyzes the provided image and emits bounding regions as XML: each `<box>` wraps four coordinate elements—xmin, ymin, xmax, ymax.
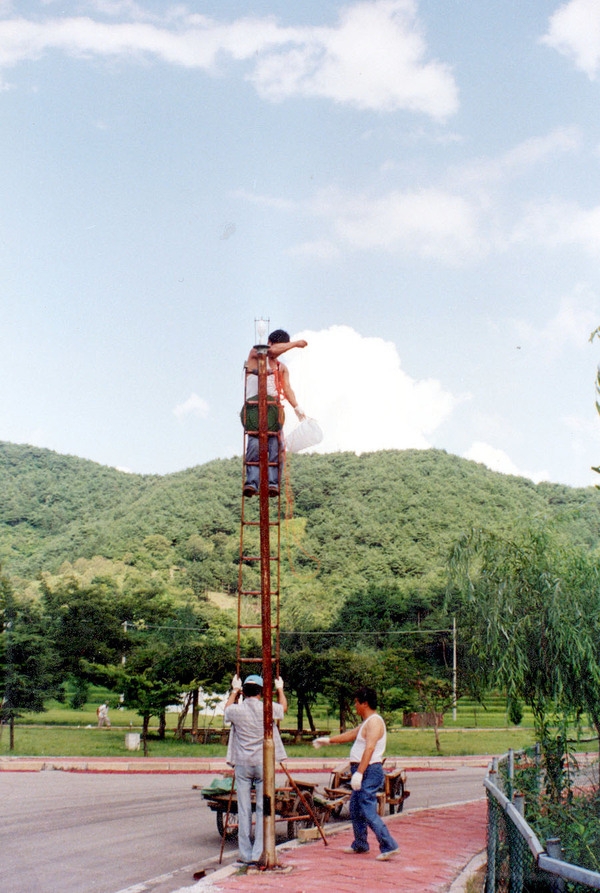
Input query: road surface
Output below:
<box><xmin>0</xmin><ymin>764</ymin><xmax>486</xmax><ymax>893</ymax></box>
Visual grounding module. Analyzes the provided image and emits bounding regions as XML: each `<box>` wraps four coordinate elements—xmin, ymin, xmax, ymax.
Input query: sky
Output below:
<box><xmin>3</xmin><ymin>1</ymin><xmax>600</xmax><ymax>487</ymax></box>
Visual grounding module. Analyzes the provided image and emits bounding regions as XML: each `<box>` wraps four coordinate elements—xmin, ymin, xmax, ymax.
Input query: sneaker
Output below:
<box><xmin>376</xmin><ymin>847</ymin><xmax>399</xmax><ymax>861</ymax></box>
<box><xmin>243</xmin><ymin>485</ymin><xmax>257</xmax><ymax>497</ymax></box>
<box><xmin>342</xmin><ymin>846</ymin><xmax>368</xmax><ymax>854</ymax></box>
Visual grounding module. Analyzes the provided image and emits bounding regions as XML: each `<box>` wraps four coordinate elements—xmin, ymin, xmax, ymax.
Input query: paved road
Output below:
<box><xmin>0</xmin><ymin>765</ymin><xmax>486</xmax><ymax>893</ymax></box>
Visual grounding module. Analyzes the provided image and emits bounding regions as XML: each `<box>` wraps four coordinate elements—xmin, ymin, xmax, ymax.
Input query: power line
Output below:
<box><xmin>121</xmin><ymin>621</ymin><xmax>209</xmax><ymax>633</ymax></box>
<box><xmin>279</xmin><ymin>628</ymin><xmax>453</xmax><ymax>636</ymax></box>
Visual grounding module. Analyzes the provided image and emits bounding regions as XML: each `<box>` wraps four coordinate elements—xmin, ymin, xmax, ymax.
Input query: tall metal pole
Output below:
<box><xmin>256</xmin><ymin>346</ymin><xmax>277</xmax><ymax>868</ymax></box>
<box><xmin>452</xmin><ymin>616</ymin><xmax>457</xmax><ymax>722</ymax></box>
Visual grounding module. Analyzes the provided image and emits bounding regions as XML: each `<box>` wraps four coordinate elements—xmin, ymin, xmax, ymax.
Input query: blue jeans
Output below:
<box><xmin>235</xmin><ymin>763</ymin><xmax>263</xmax><ymax>863</ymax></box>
<box><xmin>349</xmin><ymin>763</ymin><xmax>398</xmax><ymax>854</ymax></box>
<box><xmin>245</xmin><ymin>433</ymin><xmax>281</xmax><ymax>490</ymax></box>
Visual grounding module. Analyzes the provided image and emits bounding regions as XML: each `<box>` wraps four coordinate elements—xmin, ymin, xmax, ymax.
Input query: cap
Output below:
<box><xmin>245</xmin><ymin>674</ymin><xmax>264</xmax><ymax>687</ymax></box>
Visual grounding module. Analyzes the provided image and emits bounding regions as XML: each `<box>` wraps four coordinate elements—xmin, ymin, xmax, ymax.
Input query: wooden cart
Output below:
<box><xmin>200</xmin><ymin>777</ymin><xmax>321</xmax><ymax>841</ymax></box>
<box><xmin>323</xmin><ymin>763</ymin><xmax>410</xmax><ymax>817</ymax></box>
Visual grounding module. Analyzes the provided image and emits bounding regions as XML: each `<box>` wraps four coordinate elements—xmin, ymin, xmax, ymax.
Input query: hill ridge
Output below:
<box><xmin>1</xmin><ymin>441</ymin><xmax>599</xmax><ymax>625</ymax></box>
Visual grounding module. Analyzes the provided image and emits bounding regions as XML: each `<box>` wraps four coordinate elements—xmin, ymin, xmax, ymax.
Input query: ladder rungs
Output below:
<box><xmin>238</xmin><ymin>380</ymin><xmax>283</xmax><ymax>674</ymax></box>
<box><xmin>240</xmin><ymin>657</ymin><xmax>278</xmax><ymax>664</ymax></box>
<box><xmin>244</xmin><ymin>458</ymin><xmax>280</xmax><ymax>465</ymax></box>
<box><xmin>242</xmin><ymin>520</ymin><xmax>280</xmax><ymax>527</ymax></box>
<box><xmin>244</xmin><ymin>431</ymin><xmax>280</xmax><ymax>437</ymax></box>
<box><xmin>239</xmin><ymin>591</ymin><xmax>279</xmax><ymax>596</ymax></box>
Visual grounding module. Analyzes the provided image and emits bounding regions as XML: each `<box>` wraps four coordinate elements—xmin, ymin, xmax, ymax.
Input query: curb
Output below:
<box><xmin>0</xmin><ymin>754</ymin><xmax>492</xmax><ymax>773</ymax></box>
<box><xmin>448</xmin><ymin>850</ymin><xmax>487</xmax><ymax>892</ymax></box>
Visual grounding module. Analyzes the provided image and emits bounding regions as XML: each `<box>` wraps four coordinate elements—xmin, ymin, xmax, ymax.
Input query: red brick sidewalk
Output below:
<box><xmin>198</xmin><ymin>799</ymin><xmax>486</xmax><ymax>893</ymax></box>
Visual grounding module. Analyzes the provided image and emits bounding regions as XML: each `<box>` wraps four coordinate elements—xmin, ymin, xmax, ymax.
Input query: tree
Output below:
<box><xmin>414</xmin><ymin>675</ymin><xmax>455</xmax><ymax>754</ymax></box>
<box><xmin>332</xmin><ymin>585</ymin><xmax>406</xmax><ymax>650</ymax></box>
<box><xmin>40</xmin><ymin>571</ymin><xmax>180</xmax><ymax>704</ymax></box>
<box><xmin>40</xmin><ymin>575</ymin><xmax>128</xmax><ymax>686</ymax></box>
<box><xmin>320</xmin><ymin>647</ymin><xmax>416</xmax><ymax>731</ymax></box>
<box><xmin>280</xmin><ymin>649</ymin><xmax>326</xmax><ymax>734</ymax></box>
<box><xmin>0</xmin><ymin>571</ymin><xmax>60</xmax><ymax>749</ymax></box>
<box><xmin>89</xmin><ymin>604</ymin><xmax>237</xmax><ymax>750</ymax></box>
<box><xmin>448</xmin><ymin>526</ymin><xmax>600</xmax><ymax>783</ymax></box>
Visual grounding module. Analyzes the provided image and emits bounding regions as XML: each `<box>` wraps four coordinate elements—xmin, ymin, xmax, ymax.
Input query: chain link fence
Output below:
<box><xmin>485</xmin><ymin>750</ymin><xmax>600</xmax><ymax>892</ymax></box>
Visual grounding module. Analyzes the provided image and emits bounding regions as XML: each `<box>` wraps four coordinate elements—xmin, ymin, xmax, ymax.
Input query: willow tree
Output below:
<box><xmin>448</xmin><ymin>526</ymin><xmax>600</xmax><ymax>780</ymax></box>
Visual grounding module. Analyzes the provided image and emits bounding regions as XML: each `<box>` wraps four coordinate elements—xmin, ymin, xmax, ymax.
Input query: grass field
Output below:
<box><xmin>0</xmin><ymin>723</ymin><xmax>541</xmax><ymax>759</ymax></box>
<box><xmin>2</xmin><ymin>687</ymin><xmax>592</xmax><ymax>760</ymax></box>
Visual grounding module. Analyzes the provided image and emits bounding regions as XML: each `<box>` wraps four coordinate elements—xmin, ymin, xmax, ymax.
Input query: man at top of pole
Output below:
<box><xmin>241</xmin><ymin>329</ymin><xmax>307</xmax><ymax>498</ymax></box>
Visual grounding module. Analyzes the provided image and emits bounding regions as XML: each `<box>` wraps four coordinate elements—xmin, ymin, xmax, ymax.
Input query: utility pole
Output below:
<box><xmin>256</xmin><ymin>338</ymin><xmax>277</xmax><ymax>869</ymax></box>
<box><xmin>452</xmin><ymin>617</ymin><xmax>457</xmax><ymax>722</ymax></box>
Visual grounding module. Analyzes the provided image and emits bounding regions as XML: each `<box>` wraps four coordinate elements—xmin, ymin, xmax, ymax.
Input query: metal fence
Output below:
<box><xmin>485</xmin><ymin>750</ymin><xmax>600</xmax><ymax>892</ymax></box>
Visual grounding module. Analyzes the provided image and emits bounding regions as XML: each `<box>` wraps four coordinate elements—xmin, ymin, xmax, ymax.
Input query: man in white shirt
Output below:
<box><xmin>224</xmin><ymin>673</ymin><xmax>288</xmax><ymax>865</ymax></box>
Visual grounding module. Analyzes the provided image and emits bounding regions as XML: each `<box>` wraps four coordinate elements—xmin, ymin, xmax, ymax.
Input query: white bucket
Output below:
<box><xmin>125</xmin><ymin>733</ymin><xmax>141</xmax><ymax>750</ymax></box>
<box><xmin>285</xmin><ymin>418</ymin><xmax>323</xmax><ymax>453</ymax></box>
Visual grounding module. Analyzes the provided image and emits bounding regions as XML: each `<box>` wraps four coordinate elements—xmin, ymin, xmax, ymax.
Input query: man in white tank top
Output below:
<box><xmin>241</xmin><ymin>330</ymin><xmax>307</xmax><ymax>497</ymax></box>
<box><xmin>312</xmin><ymin>686</ymin><xmax>399</xmax><ymax>860</ymax></box>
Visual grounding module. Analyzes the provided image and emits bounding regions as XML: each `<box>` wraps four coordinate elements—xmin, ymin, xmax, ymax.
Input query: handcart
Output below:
<box><xmin>200</xmin><ymin>775</ymin><xmax>323</xmax><ymax>841</ymax></box>
<box><xmin>323</xmin><ymin>762</ymin><xmax>410</xmax><ymax>817</ymax></box>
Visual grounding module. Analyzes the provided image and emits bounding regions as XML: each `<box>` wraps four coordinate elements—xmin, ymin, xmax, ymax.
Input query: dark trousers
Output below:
<box><xmin>349</xmin><ymin>762</ymin><xmax>399</xmax><ymax>854</ymax></box>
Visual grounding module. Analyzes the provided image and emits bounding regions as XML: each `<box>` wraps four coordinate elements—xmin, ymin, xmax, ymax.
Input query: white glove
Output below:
<box><xmin>350</xmin><ymin>771</ymin><xmax>363</xmax><ymax>791</ymax></box>
<box><xmin>231</xmin><ymin>674</ymin><xmax>242</xmax><ymax>692</ymax></box>
<box><xmin>275</xmin><ymin>676</ymin><xmax>284</xmax><ymax>691</ymax></box>
<box><xmin>312</xmin><ymin>736</ymin><xmax>330</xmax><ymax>749</ymax></box>
<box><xmin>294</xmin><ymin>405</ymin><xmax>307</xmax><ymax>421</ymax></box>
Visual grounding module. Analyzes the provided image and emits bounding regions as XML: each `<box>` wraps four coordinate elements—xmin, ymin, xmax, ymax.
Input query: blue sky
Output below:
<box><xmin>2</xmin><ymin>0</ymin><xmax>600</xmax><ymax>487</ymax></box>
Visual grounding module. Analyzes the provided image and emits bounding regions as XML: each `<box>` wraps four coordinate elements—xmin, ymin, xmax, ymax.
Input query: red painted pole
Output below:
<box><xmin>256</xmin><ymin>347</ymin><xmax>276</xmax><ymax>867</ymax></box>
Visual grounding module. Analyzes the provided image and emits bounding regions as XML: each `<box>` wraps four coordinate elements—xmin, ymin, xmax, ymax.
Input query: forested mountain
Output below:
<box><xmin>1</xmin><ymin>440</ymin><xmax>599</xmax><ymax>628</ymax></box>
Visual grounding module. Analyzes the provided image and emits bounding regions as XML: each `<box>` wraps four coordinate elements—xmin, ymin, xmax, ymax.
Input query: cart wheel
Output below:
<box><xmin>287</xmin><ymin>792</ymin><xmax>314</xmax><ymax>840</ymax></box>
<box><xmin>389</xmin><ymin>777</ymin><xmax>405</xmax><ymax>815</ymax></box>
<box><xmin>216</xmin><ymin>810</ymin><xmax>238</xmax><ymax>840</ymax></box>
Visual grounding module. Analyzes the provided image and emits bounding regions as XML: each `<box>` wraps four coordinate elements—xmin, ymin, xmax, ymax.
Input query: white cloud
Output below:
<box><xmin>250</xmin><ymin>1</ymin><xmax>458</xmax><ymax>116</ymax></box>
<box><xmin>0</xmin><ymin>2</ymin><xmax>458</xmax><ymax>115</ymax></box>
<box><xmin>464</xmin><ymin>441</ymin><xmax>548</xmax><ymax>484</ymax></box>
<box><xmin>173</xmin><ymin>393</ymin><xmax>209</xmax><ymax>420</ymax></box>
<box><xmin>230</xmin><ymin>124</ymin><xmax>594</xmax><ymax>264</ymax></box>
<box><xmin>455</xmin><ymin>127</ymin><xmax>581</xmax><ymax>188</ymax></box>
<box><xmin>542</xmin><ymin>0</ymin><xmax>600</xmax><ymax>78</ymax></box>
<box><xmin>500</xmin><ymin>127</ymin><xmax>582</xmax><ymax>169</ymax></box>
<box><xmin>563</xmin><ymin>413</ymin><xmax>600</xmax><ymax>437</ymax></box>
<box><xmin>310</xmin><ymin>186</ymin><xmax>482</xmax><ymax>262</ymax></box>
<box><xmin>283</xmin><ymin>325</ymin><xmax>457</xmax><ymax>454</ymax></box>
<box><xmin>511</xmin><ymin>199</ymin><xmax>600</xmax><ymax>255</ymax></box>
<box><xmin>510</xmin><ymin>291</ymin><xmax>599</xmax><ymax>356</ymax></box>
<box><xmin>232</xmin><ymin>128</ymin><xmax>585</xmax><ymax>264</ymax></box>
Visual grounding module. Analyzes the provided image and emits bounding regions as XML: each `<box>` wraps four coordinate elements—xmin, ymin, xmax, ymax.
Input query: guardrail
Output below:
<box><xmin>485</xmin><ymin>749</ymin><xmax>600</xmax><ymax>891</ymax></box>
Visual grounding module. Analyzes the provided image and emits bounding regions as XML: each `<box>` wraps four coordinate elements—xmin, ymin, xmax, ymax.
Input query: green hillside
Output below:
<box><xmin>1</xmin><ymin>441</ymin><xmax>599</xmax><ymax>627</ymax></box>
